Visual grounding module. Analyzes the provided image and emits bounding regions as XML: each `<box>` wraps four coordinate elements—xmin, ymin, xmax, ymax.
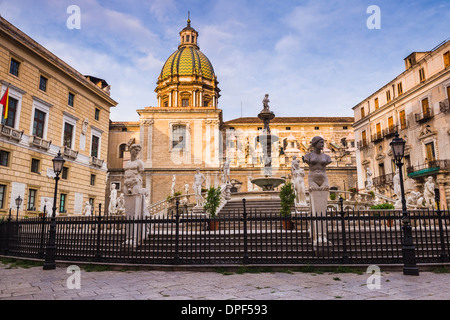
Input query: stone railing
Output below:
<box><xmin>63</xmin><ymin>146</ymin><xmax>79</xmax><ymax>160</ymax></box>
<box><xmin>90</xmin><ymin>156</ymin><xmax>104</xmax><ymax>167</ymax></box>
<box><xmin>30</xmin><ymin>135</ymin><xmax>52</xmax><ymax>150</ymax></box>
<box><xmin>0</xmin><ymin>124</ymin><xmax>24</xmax><ymax>142</ymax></box>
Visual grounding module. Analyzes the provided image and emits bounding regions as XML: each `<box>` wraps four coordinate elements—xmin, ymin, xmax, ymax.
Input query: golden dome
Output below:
<box><xmin>159</xmin><ymin>46</ymin><xmax>215</xmax><ymax>81</ymax></box>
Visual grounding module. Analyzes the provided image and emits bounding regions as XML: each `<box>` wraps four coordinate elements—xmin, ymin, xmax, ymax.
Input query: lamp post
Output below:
<box><xmin>43</xmin><ymin>150</ymin><xmax>65</xmax><ymax>270</ymax></box>
<box><xmin>390</xmin><ymin>133</ymin><xmax>419</xmax><ymax>276</ymax></box>
<box><xmin>15</xmin><ymin>195</ymin><xmax>23</xmax><ymax>221</ymax></box>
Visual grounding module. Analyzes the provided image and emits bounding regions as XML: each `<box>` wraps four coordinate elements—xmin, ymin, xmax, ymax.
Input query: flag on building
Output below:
<box><xmin>0</xmin><ymin>87</ymin><xmax>9</xmax><ymax>120</ymax></box>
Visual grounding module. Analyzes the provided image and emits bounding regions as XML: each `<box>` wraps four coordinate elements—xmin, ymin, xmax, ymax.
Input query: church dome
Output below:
<box><xmin>155</xmin><ymin>16</ymin><xmax>220</xmax><ymax>109</ymax></box>
<box><xmin>159</xmin><ymin>46</ymin><xmax>215</xmax><ymax>81</ymax></box>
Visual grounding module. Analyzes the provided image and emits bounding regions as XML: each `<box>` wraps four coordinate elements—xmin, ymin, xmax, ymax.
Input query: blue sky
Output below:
<box><xmin>0</xmin><ymin>0</ymin><xmax>449</xmax><ymax>122</ymax></box>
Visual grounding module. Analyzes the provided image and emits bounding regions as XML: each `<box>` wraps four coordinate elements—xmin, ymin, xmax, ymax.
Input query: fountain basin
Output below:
<box><xmin>251</xmin><ymin>177</ymin><xmax>286</xmax><ymax>191</ymax></box>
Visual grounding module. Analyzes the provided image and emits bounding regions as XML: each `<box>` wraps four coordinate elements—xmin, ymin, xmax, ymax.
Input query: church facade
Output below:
<box><xmin>106</xmin><ymin>19</ymin><xmax>357</xmax><ymax>212</ymax></box>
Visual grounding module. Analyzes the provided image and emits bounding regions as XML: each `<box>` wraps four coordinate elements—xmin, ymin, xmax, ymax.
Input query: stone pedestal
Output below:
<box><xmin>292</xmin><ymin>209</ymin><xmax>309</xmax><ymax>230</ymax></box>
<box><xmin>124</xmin><ymin>194</ymin><xmax>146</xmax><ymax>246</ymax></box>
<box><xmin>309</xmin><ymin>188</ymin><xmax>331</xmax><ymax>252</ymax></box>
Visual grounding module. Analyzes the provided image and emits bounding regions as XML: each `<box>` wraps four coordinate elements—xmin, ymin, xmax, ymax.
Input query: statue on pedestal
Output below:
<box><xmin>83</xmin><ymin>201</ymin><xmax>92</xmax><ymax>216</ymax></box>
<box><xmin>123</xmin><ymin>144</ymin><xmax>144</xmax><ymax>196</ymax></box>
<box><xmin>423</xmin><ymin>176</ymin><xmax>435</xmax><ymax>209</ymax></box>
<box><xmin>193</xmin><ymin>168</ymin><xmax>206</xmax><ymax>207</ymax></box>
<box><xmin>365</xmin><ymin>167</ymin><xmax>373</xmax><ymax>191</ymax></box>
<box><xmin>262</xmin><ymin>94</ymin><xmax>270</xmax><ymax>112</ymax></box>
<box><xmin>304</xmin><ymin>136</ymin><xmax>332</xmax><ymax>190</ymax></box>
<box><xmin>393</xmin><ymin>169</ymin><xmax>402</xmax><ymax>209</ymax></box>
<box><xmin>171</xmin><ymin>175</ymin><xmax>176</xmax><ymax>196</ymax></box>
<box><xmin>117</xmin><ymin>193</ymin><xmax>125</xmax><ymax>214</ymax></box>
<box><xmin>109</xmin><ymin>183</ymin><xmax>118</xmax><ymax>215</ymax></box>
<box><xmin>291</xmin><ymin>156</ymin><xmax>307</xmax><ymax>207</ymax></box>
<box><xmin>303</xmin><ymin>136</ymin><xmax>332</xmax><ymax>248</ymax></box>
<box><xmin>221</xmin><ymin>158</ymin><xmax>231</xmax><ymax>184</ymax></box>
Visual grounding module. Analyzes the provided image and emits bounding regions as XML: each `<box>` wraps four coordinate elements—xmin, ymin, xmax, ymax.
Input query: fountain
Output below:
<box><xmin>251</xmin><ymin>94</ymin><xmax>286</xmax><ymax>191</ymax></box>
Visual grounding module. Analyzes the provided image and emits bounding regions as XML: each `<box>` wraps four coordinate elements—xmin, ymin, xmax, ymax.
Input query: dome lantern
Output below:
<box><xmin>179</xmin><ymin>12</ymin><xmax>199</xmax><ymax>49</ymax></box>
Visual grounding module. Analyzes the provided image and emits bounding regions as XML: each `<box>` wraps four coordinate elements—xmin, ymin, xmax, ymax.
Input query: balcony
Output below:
<box><xmin>407</xmin><ymin>159</ymin><xmax>450</xmax><ymax>178</ymax></box>
<box><xmin>0</xmin><ymin>124</ymin><xmax>24</xmax><ymax>142</ymax></box>
<box><xmin>63</xmin><ymin>146</ymin><xmax>79</xmax><ymax>160</ymax></box>
<box><xmin>373</xmin><ymin>173</ymin><xmax>394</xmax><ymax>187</ymax></box>
<box><xmin>383</xmin><ymin>125</ymin><xmax>398</xmax><ymax>138</ymax></box>
<box><xmin>371</xmin><ymin>133</ymin><xmax>383</xmax><ymax>143</ymax></box>
<box><xmin>30</xmin><ymin>135</ymin><xmax>52</xmax><ymax>150</ymax></box>
<box><xmin>90</xmin><ymin>156</ymin><xmax>104</xmax><ymax>167</ymax></box>
<box><xmin>414</xmin><ymin>108</ymin><xmax>434</xmax><ymax>123</ymax></box>
<box><xmin>357</xmin><ymin>140</ymin><xmax>370</xmax><ymax>151</ymax></box>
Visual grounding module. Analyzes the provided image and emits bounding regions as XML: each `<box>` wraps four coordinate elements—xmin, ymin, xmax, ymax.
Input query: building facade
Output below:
<box><xmin>352</xmin><ymin>39</ymin><xmax>450</xmax><ymax>209</ymax></box>
<box><xmin>107</xmin><ymin>19</ymin><xmax>357</xmax><ymax>211</ymax></box>
<box><xmin>0</xmin><ymin>17</ymin><xmax>117</xmax><ymax>217</ymax></box>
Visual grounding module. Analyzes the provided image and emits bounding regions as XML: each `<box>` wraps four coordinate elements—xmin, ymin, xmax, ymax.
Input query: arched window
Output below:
<box><xmin>118</xmin><ymin>143</ymin><xmax>127</xmax><ymax>158</ymax></box>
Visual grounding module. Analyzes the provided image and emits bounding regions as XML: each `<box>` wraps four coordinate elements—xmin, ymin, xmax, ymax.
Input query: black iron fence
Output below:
<box><xmin>0</xmin><ymin>203</ymin><xmax>449</xmax><ymax>265</ymax></box>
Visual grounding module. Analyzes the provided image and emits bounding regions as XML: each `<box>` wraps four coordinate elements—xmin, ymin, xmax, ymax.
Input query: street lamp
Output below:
<box><xmin>15</xmin><ymin>195</ymin><xmax>23</xmax><ymax>221</ymax></box>
<box><xmin>43</xmin><ymin>150</ymin><xmax>65</xmax><ymax>270</ymax></box>
<box><xmin>390</xmin><ymin>133</ymin><xmax>419</xmax><ymax>276</ymax></box>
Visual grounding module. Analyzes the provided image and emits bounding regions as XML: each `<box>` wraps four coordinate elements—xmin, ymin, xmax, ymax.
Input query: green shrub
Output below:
<box><xmin>279</xmin><ymin>182</ymin><xmax>295</xmax><ymax>217</ymax></box>
<box><xmin>329</xmin><ymin>193</ymin><xmax>336</xmax><ymax>200</ymax></box>
<box><xmin>370</xmin><ymin>203</ymin><xmax>395</xmax><ymax>210</ymax></box>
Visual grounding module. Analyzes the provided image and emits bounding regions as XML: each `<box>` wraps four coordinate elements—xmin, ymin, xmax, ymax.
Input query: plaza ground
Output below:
<box><xmin>1</xmin><ymin>258</ymin><xmax>450</xmax><ymax>301</ymax></box>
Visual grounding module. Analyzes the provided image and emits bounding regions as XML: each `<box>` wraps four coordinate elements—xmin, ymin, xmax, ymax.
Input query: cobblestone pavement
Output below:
<box><xmin>1</xmin><ymin>262</ymin><xmax>450</xmax><ymax>301</ymax></box>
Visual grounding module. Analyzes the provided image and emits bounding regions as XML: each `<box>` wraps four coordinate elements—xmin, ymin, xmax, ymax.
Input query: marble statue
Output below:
<box><xmin>123</xmin><ymin>144</ymin><xmax>144</xmax><ymax>195</ymax></box>
<box><xmin>43</xmin><ymin>198</ymin><xmax>52</xmax><ymax>217</ymax></box>
<box><xmin>81</xmin><ymin>118</ymin><xmax>89</xmax><ymax>135</ymax></box>
<box><xmin>83</xmin><ymin>201</ymin><xmax>92</xmax><ymax>216</ymax></box>
<box><xmin>184</xmin><ymin>183</ymin><xmax>190</xmax><ymax>195</ymax></box>
<box><xmin>117</xmin><ymin>193</ymin><xmax>125</xmax><ymax>214</ymax></box>
<box><xmin>423</xmin><ymin>176</ymin><xmax>435</xmax><ymax>209</ymax></box>
<box><xmin>221</xmin><ymin>158</ymin><xmax>231</xmax><ymax>183</ymax></box>
<box><xmin>262</xmin><ymin>94</ymin><xmax>270</xmax><ymax>112</ymax></box>
<box><xmin>366</xmin><ymin>167</ymin><xmax>373</xmax><ymax>191</ymax></box>
<box><xmin>407</xmin><ymin>191</ymin><xmax>421</xmax><ymax>208</ymax></box>
<box><xmin>303</xmin><ymin>136</ymin><xmax>332</xmax><ymax>190</ymax></box>
<box><xmin>303</xmin><ymin>136</ymin><xmax>332</xmax><ymax>248</ymax></box>
<box><xmin>109</xmin><ymin>183</ymin><xmax>118</xmax><ymax>215</ymax></box>
<box><xmin>193</xmin><ymin>168</ymin><xmax>206</xmax><ymax>207</ymax></box>
<box><xmin>393</xmin><ymin>169</ymin><xmax>402</xmax><ymax>209</ymax></box>
<box><xmin>291</xmin><ymin>156</ymin><xmax>307</xmax><ymax>207</ymax></box>
<box><xmin>171</xmin><ymin>175</ymin><xmax>176</xmax><ymax>196</ymax></box>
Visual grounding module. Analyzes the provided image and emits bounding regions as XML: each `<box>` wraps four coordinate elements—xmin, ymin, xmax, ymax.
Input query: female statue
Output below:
<box><xmin>303</xmin><ymin>136</ymin><xmax>332</xmax><ymax>190</ymax></box>
<box><xmin>291</xmin><ymin>156</ymin><xmax>307</xmax><ymax>206</ymax></box>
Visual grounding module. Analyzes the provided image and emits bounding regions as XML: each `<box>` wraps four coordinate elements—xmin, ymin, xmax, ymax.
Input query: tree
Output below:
<box><xmin>279</xmin><ymin>182</ymin><xmax>295</xmax><ymax>217</ymax></box>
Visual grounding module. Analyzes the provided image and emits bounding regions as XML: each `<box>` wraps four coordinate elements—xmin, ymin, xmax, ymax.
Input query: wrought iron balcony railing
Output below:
<box><xmin>357</xmin><ymin>140</ymin><xmax>370</xmax><ymax>151</ymax></box>
<box><xmin>371</xmin><ymin>133</ymin><xmax>383</xmax><ymax>143</ymax></box>
<box><xmin>383</xmin><ymin>125</ymin><xmax>398</xmax><ymax>138</ymax></box>
<box><xmin>414</xmin><ymin>108</ymin><xmax>434</xmax><ymax>123</ymax></box>
<box><xmin>373</xmin><ymin>173</ymin><xmax>395</xmax><ymax>187</ymax></box>
<box><xmin>407</xmin><ymin>160</ymin><xmax>450</xmax><ymax>178</ymax></box>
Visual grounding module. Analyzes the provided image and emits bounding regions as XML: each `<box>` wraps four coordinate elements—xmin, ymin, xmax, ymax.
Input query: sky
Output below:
<box><xmin>0</xmin><ymin>0</ymin><xmax>449</xmax><ymax>122</ymax></box>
